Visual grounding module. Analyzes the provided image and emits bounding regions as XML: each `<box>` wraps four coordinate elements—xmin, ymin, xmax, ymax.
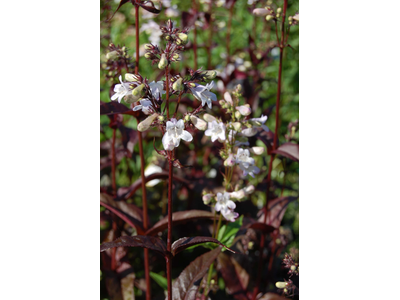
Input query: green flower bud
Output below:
<box><xmin>188</xmin><ymin>83</ymin><xmax>196</xmax><ymax>88</ymax></box>
<box><xmin>144</xmin><ymin>44</ymin><xmax>152</xmax><ymax>50</ymax></box>
<box><xmin>235</xmin><ymin>111</ymin><xmax>241</xmax><ymax>119</ymax></box>
<box><xmin>276</xmin><ymin>13</ymin><xmax>280</xmax><ymax>18</ymax></box>
<box><xmin>106</xmin><ymin>51</ymin><xmax>119</xmax><ymax>60</ymax></box>
<box><xmin>235</xmin><ymin>84</ymin><xmax>242</xmax><ymax>93</ymax></box>
<box><xmin>158</xmin><ymin>115</ymin><xmax>165</xmax><ymax>122</ymax></box>
<box><xmin>132</xmin><ymin>84</ymin><xmax>145</xmax><ymax>97</ymax></box>
<box><xmin>165</xmin><ymin>35</ymin><xmax>171</xmax><ymax>41</ymax></box>
<box><xmin>172</xmin><ymin>53</ymin><xmax>180</xmax><ymax>60</ymax></box>
<box><xmin>158</xmin><ymin>54</ymin><xmax>168</xmax><ymax>69</ymax></box>
<box><xmin>202</xmin><ymin>70</ymin><xmax>217</xmax><ymax>80</ymax></box>
<box><xmin>266</xmin><ymin>15</ymin><xmax>273</xmax><ymax>21</ymax></box>
<box><xmin>184</xmin><ymin>114</ymin><xmax>190</xmax><ymax>122</ymax></box>
<box><xmin>232</xmin><ymin>122</ymin><xmax>241</xmax><ymax>132</ymax></box>
<box><xmin>277</xmin><ymin>7</ymin><xmax>282</xmax><ymax>13</ymax></box>
<box><xmin>177</xmin><ymin>33</ymin><xmax>188</xmax><ymax>45</ymax></box>
<box><xmin>144</xmin><ymin>53</ymin><xmax>152</xmax><ymax>59</ymax></box>
<box><xmin>275</xmin><ymin>282</ymin><xmax>287</xmax><ymax>289</ymax></box>
<box><xmin>172</xmin><ymin>78</ymin><xmax>184</xmax><ymax>91</ymax></box>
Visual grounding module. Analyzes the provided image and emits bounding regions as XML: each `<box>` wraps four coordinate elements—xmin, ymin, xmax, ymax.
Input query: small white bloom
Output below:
<box><xmin>222</xmin><ymin>208</ymin><xmax>239</xmax><ymax>222</ymax></box>
<box><xmin>241</xmin><ymin>127</ymin><xmax>258</xmax><ymax>137</ymax></box>
<box><xmin>162</xmin><ymin>119</ymin><xmax>193</xmax><ymax>150</ymax></box>
<box><xmin>144</xmin><ymin>164</ymin><xmax>163</xmax><ymax>187</ymax></box>
<box><xmin>202</xmin><ymin>193</ymin><xmax>213</xmax><ymax>205</ymax></box>
<box><xmin>224</xmin><ymin>91</ymin><xmax>233</xmax><ymax>106</ymax></box>
<box><xmin>249</xmin><ymin>115</ymin><xmax>269</xmax><ymax>132</ymax></box>
<box><xmin>244</xmin><ymin>185</ymin><xmax>255</xmax><ymax>195</ymax></box>
<box><xmin>250</xmin><ymin>146</ymin><xmax>265</xmax><ymax>155</ymax></box>
<box><xmin>236</xmin><ymin>104</ymin><xmax>252</xmax><ymax>116</ymax></box>
<box><xmin>111</xmin><ymin>75</ymin><xmax>132</xmax><ymax>103</ymax></box>
<box><xmin>203</xmin><ymin>113</ymin><xmax>217</xmax><ymax>123</ymax></box>
<box><xmin>133</xmin><ymin>99</ymin><xmax>153</xmax><ymax>115</ymax></box>
<box><xmin>205</xmin><ymin>120</ymin><xmax>226</xmax><ymax>142</ymax></box>
<box><xmin>224</xmin><ymin>153</ymin><xmax>235</xmax><ymax>167</ymax></box>
<box><xmin>239</xmin><ymin>163</ymin><xmax>260</xmax><ymax>178</ymax></box>
<box><xmin>215</xmin><ymin>192</ymin><xmax>236</xmax><ymax>214</ymax></box>
<box><xmin>235</xmin><ymin>148</ymin><xmax>255</xmax><ymax>168</ymax></box>
<box><xmin>190</xmin><ymin>81</ymin><xmax>217</xmax><ymax>109</ymax></box>
<box><xmin>149</xmin><ymin>81</ymin><xmax>165</xmax><ymax>98</ymax></box>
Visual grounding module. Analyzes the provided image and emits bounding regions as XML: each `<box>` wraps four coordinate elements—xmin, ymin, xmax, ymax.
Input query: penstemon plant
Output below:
<box><xmin>100</xmin><ymin>0</ymin><xmax>299</xmax><ymax>299</ymax></box>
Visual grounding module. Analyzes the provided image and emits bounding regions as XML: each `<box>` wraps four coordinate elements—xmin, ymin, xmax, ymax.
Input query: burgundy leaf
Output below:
<box><xmin>139</xmin><ymin>1</ymin><xmax>162</xmax><ymax>14</ymax></box>
<box><xmin>146</xmin><ymin>210</ymin><xmax>217</xmax><ymax>236</ymax></box>
<box><xmin>217</xmin><ymin>252</ymin><xmax>249</xmax><ymax>300</ymax></box>
<box><xmin>100</xmin><ymin>235</ymin><xmax>167</xmax><ymax>257</ymax></box>
<box><xmin>171</xmin><ymin>247</ymin><xmax>222</xmax><ymax>300</ymax></box>
<box><xmin>106</xmin><ymin>0</ymin><xmax>129</xmax><ymax>21</ymax></box>
<box><xmin>247</xmin><ymin>222</ymin><xmax>276</xmax><ymax>234</ymax></box>
<box><xmin>182</xmin><ymin>11</ymin><xmax>198</xmax><ymax>28</ymax></box>
<box><xmin>100</xmin><ymin>101</ymin><xmax>140</xmax><ymax>117</ymax></box>
<box><xmin>271</xmin><ymin>143</ymin><xmax>299</xmax><ymax>162</ymax></box>
<box><xmin>258</xmin><ymin>196</ymin><xmax>297</xmax><ymax>228</ymax></box>
<box><xmin>118</xmin><ymin>124</ymin><xmax>138</xmax><ymax>155</ymax></box>
<box><xmin>100</xmin><ymin>193</ymin><xmax>146</xmax><ymax>234</ymax></box>
<box><xmin>171</xmin><ymin>236</ymin><xmax>235</xmax><ymax>256</ymax></box>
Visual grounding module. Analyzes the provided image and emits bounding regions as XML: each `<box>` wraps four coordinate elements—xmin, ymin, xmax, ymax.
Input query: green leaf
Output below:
<box><xmin>217</xmin><ymin>216</ymin><xmax>243</xmax><ymax>249</ymax></box>
<box><xmin>150</xmin><ymin>272</ymin><xmax>168</xmax><ymax>291</ymax></box>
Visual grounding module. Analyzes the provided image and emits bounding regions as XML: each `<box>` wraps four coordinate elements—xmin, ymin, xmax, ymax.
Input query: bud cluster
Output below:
<box><xmin>282</xmin><ymin>253</ymin><xmax>299</xmax><ymax>277</ymax></box>
<box><xmin>275</xmin><ymin>279</ymin><xmax>295</xmax><ymax>296</ymax></box>
<box><xmin>103</xmin><ymin>43</ymin><xmax>134</xmax><ymax>79</ymax></box>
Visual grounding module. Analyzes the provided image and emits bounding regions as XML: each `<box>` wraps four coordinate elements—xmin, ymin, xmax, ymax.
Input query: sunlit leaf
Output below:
<box><xmin>150</xmin><ymin>272</ymin><xmax>167</xmax><ymax>291</ymax></box>
<box><xmin>171</xmin><ymin>236</ymin><xmax>235</xmax><ymax>256</ymax></box>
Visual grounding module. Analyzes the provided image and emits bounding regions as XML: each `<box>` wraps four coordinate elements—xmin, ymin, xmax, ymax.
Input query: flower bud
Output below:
<box><xmin>132</xmin><ymin>84</ymin><xmax>145</xmax><ymax>97</ymax></box>
<box><xmin>106</xmin><ymin>51</ymin><xmax>119</xmax><ymax>60</ymax></box>
<box><xmin>190</xmin><ymin>115</ymin><xmax>207</xmax><ymax>130</ymax></box>
<box><xmin>244</xmin><ymin>185</ymin><xmax>255</xmax><ymax>195</ymax></box>
<box><xmin>235</xmin><ymin>84</ymin><xmax>242</xmax><ymax>93</ymax></box>
<box><xmin>137</xmin><ymin>113</ymin><xmax>159</xmax><ymax>132</ymax></box>
<box><xmin>229</xmin><ymin>190</ymin><xmax>245</xmax><ymax>200</ymax></box>
<box><xmin>277</xmin><ymin>7</ymin><xmax>282</xmax><ymax>13</ymax></box>
<box><xmin>158</xmin><ymin>54</ymin><xmax>168</xmax><ymax>69</ymax></box>
<box><xmin>290</xmin><ymin>265</ymin><xmax>296</xmax><ymax>271</ymax></box>
<box><xmin>219</xmin><ymin>100</ymin><xmax>226</xmax><ymax>106</ymax></box>
<box><xmin>202</xmin><ymin>194</ymin><xmax>213</xmax><ymax>205</ymax></box>
<box><xmin>236</xmin><ymin>104</ymin><xmax>251</xmax><ymax>116</ymax></box>
<box><xmin>250</xmin><ymin>146</ymin><xmax>265</xmax><ymax>155</ymax></box>
<box><xmin>253</xmin><ymin>8</ymin><xmax>269</xmax><ymax>16</ymax></box>
<box><xmin>288</xmin><ymin>16</ymin><xmax>293</xmax><ymax>21</ymax></box>
<box><xmin>125</xmin><ymin>73</ymin><xmax>139</xmax><ymax>82</ymax></box>
<box><xmin>276</xmin><ymin>13</ymin><xmax>280</xmax><ymax>18</ymax></box>
<box><xmin>144</xmin><ymin>44</ymin><xmax>152</xmax><ymax>50</ymax></box>
<box><xmin>275</xmin><ymin>282</ymin><xmax>287</xmax><ymax>289</ymax></box>
<box><xmin>266</xmin><ymin>15</ymin><xmax>274</xmax><ymax>21</ymax></box>
<box><xmin>165</xmin><ymin>35</ymin><xmax>171</xmax><ymax>41</ymax></box>
<box><xmin>232</xmin><ymin>122</ymin><xmax>241</xmax><ymax>132</ymax></box>
<box><xmin>203</xmin><ymin>113</ymin><xmax>217</xmax><ymax>123</ymax></box>
<box><xmin>172</xmin><ymin>53</ymin><xmax>180</xmax><ymax>60</ymax></box>
<box><xmin>158</xmin><ymin>115</ymin><xmax>165</xmax><ymax>122</ymax></box>
<box><xmin>241</xmin><ymin>127</ymin><xmax>257</xmax><ymax>137</ymax></box>
<box><xmin>184</xmin><ymin>114</ymin><xmax>190</xmax><ymax>122</ymax></box>
<box><xmin>172</xmin><ymin>78</ymin><xmax>184</xmax><ymax>91</ymax></box>
<box><xmin>202</xmin><ymin>70</ymin><xmax>217</xmax><ymax>80</ymax></box>
<box><xmin>235</xmin><ymin>111</ymin><xmax>241</xmax><ymax>119</ymax></box>
<box><xmin>293</xmin><ymin>13</ymin><xmax>299</xmax><ymax>21</ymax></box>
<box><xmin>224</xmin><ymin>154</ymin><xmax>236</xmax><ymax>167</ymax></box>
<box><xmin>188</xmin><ymin>82</ymin><xmax>196</xmax><ymax>88</ymax></box>
<box><xmin>144</xmin><ymin>53</ymin><xmax>152</xmax><ymax>59</ymax></box>
<box><xmin>177</xmin><ymin>33</ymin><xmax>188</xmax><ymax>45</ymax></box>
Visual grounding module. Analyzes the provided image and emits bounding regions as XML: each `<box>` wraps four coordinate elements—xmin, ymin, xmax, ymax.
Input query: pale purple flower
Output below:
<box><xmin>149</xmin><ymin>81</ymin><xmax>165</xmax><ymax>99</ymax></box>
<box><xmin>162</xmin><ymin>119</ymin><xmax>193</xmax><ymax>150</ymax></box>
<box><xmin>235</xmin><ymin>148</ymin><xmax>255</xmax><ymax>168</ymax></box>
<box><xmin>205</xmin><ymin>120</ymin><xmax>226</xmax><ymax>142</ymax></box>
<box><xmin>249</xmin><ymin>115</ymin><xmax>269</xmax><ymax>132</ymax></box>
<box><xmin>236</xmin><ymin>104</ymin><xmax>251</xmax><ymax>116</ymax></box>
<box><xmin>133</xmin><ymin>99</ymin><xmax>153</xmax><ymax>115</ymax></box>
<box><xmin>190</xmin><ymin>81</ymin><xmax>217</xmax><ymax>109</ymax></box>
<box><xmin>111</xmin><ymin>75</ymin><xmax>132</xmax><ymax>103</ymax></box>
<box><xmin>222</xmin><ymin>208</ymin><xmax>239</xmax><ymax>222</ymax></box>
<box><xmin>215</xmin><ymin>192</ymin><xmax>236</xmax><ymax>214</ymax></box>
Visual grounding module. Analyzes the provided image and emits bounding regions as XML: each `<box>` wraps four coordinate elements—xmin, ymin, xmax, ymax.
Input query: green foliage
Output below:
<box><xmin>150</xmin><ymin>272</ymin><xmax>168</xmax><ymax>291</ymax></box>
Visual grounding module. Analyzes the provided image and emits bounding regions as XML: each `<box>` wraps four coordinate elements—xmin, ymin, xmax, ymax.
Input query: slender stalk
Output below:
<box><xmin>206</xmin><ymin>1</ymin><xmax>213</xmax><ymax>69</ymax></box>
<box><xmin>166</xmin><ymin>158</ymin><xmax>173</xmax><ymax>300</ymax></box>
<box><xmin>165</xmin><ymin>65</ymin><xmax>170</xmax><ymax>119</ymax></box>
<box><xmin>133</xmin><ymin>5</ymin><xmax>151</xmax><ymax>300</ymax></box>
<box><xmin>173</xmin><ymin>91</ymin><xmax>184</xmax><ymax>118</ymax></box>
<box><xmin>111</xmin><ymin>126</ymin><xmax>117</xmax><ymax>195</ymax></box>
<box><xmin>253</xmin><ymin>2</ymin><xmax>288</xmax><ymax>298</ymax></box>
<box><xmin>193</xmin><ymin>0</ymin><xmax>198</xmax><ymax>70</ymax></box>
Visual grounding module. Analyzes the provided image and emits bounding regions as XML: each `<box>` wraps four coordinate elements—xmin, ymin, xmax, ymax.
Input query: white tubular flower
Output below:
<box><xmin>250</xmin><ymin>146</ymin><xmax>265</xmax><ymax>155</ymax></box>
<box><xmin>235</xmin><ymin>148</ymin><xmax>255</xmax><ymax>168</ymax></box>
<box><xmin>215</xmin><ymin>192</ymin><xmax>236</xmax><ymax>214</ymax></box>
<box><xmin>137</xmin><ymin>113</ymin><xmax>159</xmax><ymax>132</ymax></box>
<box><xmin>229</xmin><ymin>189</ymin><xmax>245</xmax><ymax>200</ymax></box>
<box><xmin>224</xmin><ymin>153</ymin><xmax>235</xmax><ymax>167</ymax></box>
<box><xmin>202</xmin><ymin>194</ymin><xmax>213</xmax><ymax>205</ymax></box>
<box><xmin>203</xmin><ymin>113</ymin><xmax>217</xmax><ymax>123</ymax></box>
<box><xmin>241</xmin><ymin>127</ymin><xmax>258</xmax><ymax>137</ymax></box>
<box><xmin>236</xmin><ymin>104</ymin><xmax>252</xmax><ymax>116</ymax></box>
<box><xmin>162</xmin><ymin>119</ymin><xmax>193</xmax><ymax>150</ymax></box>
<box><xmin>111</xmin><ymin>75</ymin><xmax>132</xmax><ymax>103</ymax></box>
<box><xmin>149</xmin><ymin>81</ymin><xmax>165</xmax><ymax>98</ymax></box>
<box><xmin>158</xmin><ymin>53</ymin><xmax>168</xmax><ymax>69</ymax></box>
<box><xmin>222</xmin><ymin>208</ymin><xmax>239</xmax><ymax>222</ymax></box>
<box><xmin>231</xmin><ymin>122</ymin><xmax>242</xmax><ymax>132</ymax></box>
<box><xmin>190</xmin><ymin>81</ymin><xmax>217</xmax><ymax>109</ymax></box>
<box><xmin>253</xmin><ymin>8</ymin><xmax>270</xmax><ymax>16</ymax></box>
<box><xmin>244</xmin><ymin>185</ymin><xmax>255</xmax><ymax>195</ymax></box>
<box><xmin>249</xmin><ymin>115</ymin><xmax>269</xmax><ymax>132</ymax></box>
<box><xmin>133</xmin><ymin>99</ymin><xmax>153</xmax><ymax>115</ymax></box>
<box><xmin>190</xmin><ymin>115</ymin><xmax>207</xmax><ymax>130</ymax></box>
<box><xmin>205</xmin><ymin>120</ymin><xmax>226</xmax><ymax>142</ymax></box>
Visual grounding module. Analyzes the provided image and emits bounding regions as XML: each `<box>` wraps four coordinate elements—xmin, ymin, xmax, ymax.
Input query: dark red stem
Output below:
<box><xmin>193</xmin><ymin>0</ymin><xmax>198</xmax><ymax>70</ymax></box>
<box><xmin>111</xmin><ymin>127</ymin><xmax>117</xmax><ymax>195</ymax></box>
<box><xmin>166</xmin><ymin>158</ymin><xmax>173</xmax><ymax>300</ymax></box>
<box><xmin>134</xmin><ymin>5</ymin><xmax>151</xmax><ymax>300</ymax></box>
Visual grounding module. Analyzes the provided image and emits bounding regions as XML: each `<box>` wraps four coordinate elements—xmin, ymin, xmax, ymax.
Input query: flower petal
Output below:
<box><xmin>180</xmin><ymin>130</ymin><xmax>193</xmax><ymax>142</ymax></box>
